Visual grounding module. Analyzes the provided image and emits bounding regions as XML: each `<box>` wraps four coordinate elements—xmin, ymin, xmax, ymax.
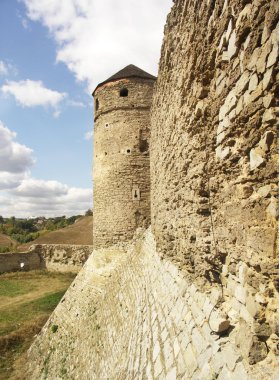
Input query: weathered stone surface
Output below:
<box><xmin>0</xmin><ymin>244</ymin><xmax>92</xmax><ymax>274</ymax></box>
<box><xmin>249</xmin><ymin>148</ymin><xmax>265</xmax><ymax>170</ymax></box>
<box><xmin>25</xmin><ymin>0</ymin><xmax>279</xmax><ymax>378</ymax></box>
<box><xmin>93</xmin><ymin>72</ymin><xmax>154</xmax><ymax>249</ymax></box>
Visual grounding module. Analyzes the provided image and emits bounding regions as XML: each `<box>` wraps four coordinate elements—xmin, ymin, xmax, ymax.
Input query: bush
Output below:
<box><xmin>85</xmin><ymin>209</ymin><xmax>93</xmax><ymax>216</ymax></box>
<box><xmin>0</xmin><ymin>246</ymin><xmax>12</xmax><ymax>253</ymax></box>
<box><xmin>51</xmin><ymin>325</ymin><xmax>58</xmax><ymax>333</ymax></box>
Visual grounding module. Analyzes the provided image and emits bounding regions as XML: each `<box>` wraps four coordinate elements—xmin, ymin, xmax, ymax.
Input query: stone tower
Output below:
<box><xmin>92</xmin><ymin>64</ymin><xmax>156</xmax><ymax>248</ymax></box>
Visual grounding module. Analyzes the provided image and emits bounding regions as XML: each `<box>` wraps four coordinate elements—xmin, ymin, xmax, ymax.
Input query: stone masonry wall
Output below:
<box><xmin>0</xmin><ymin>244</ymin><xmax>92</xmax><ymax>274</ymax></box>
<box><xmin>31</xmin><ymin>244</ymin><xmax>93</xmax><ymax>273</ymax></box>
<box><xmin>0</xmin><ymin>251</ymin><xmax>43</xmax><ymax>274</ymax></box>
<box><xmin>27</xmin><ymin>229</ymin><xmax>278</xmax><ymax>379</ymax></box>
<box><xmin>93</xmin><ymin>78</ymin><xmax>154</xmax><ymax>248</ymax></box>
<box><xmin>151</xmin><ymin>0</ymin><xmax>278</xmax><ymax>366</ymax></box>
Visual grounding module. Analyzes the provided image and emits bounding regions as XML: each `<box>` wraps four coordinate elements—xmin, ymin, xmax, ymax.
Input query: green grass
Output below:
<box><xmin>0</xmin><ymin>291</ymin><xmax>66</xmax><ymax>337</ymax></box>
<box><xmin>0</xmin><ymin>280</ymin><xmax>36</xmax><ymax>298</ymax></box>
<box><xmin>0</xmin><ymin>270</ymin><xmax>75</xmax><ymax>379</ymax></box>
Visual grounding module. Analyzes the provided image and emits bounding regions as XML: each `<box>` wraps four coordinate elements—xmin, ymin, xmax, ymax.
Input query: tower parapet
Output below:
<box><xmin>92</xmin><ymin>64</ymin><xmax>156</xmax><ymax>248</ymax></box>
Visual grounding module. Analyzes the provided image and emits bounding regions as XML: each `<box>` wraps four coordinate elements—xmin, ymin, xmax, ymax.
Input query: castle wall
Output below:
<box><xmin>25</xmin><ymin>0</ymin><xmax>278</xmax><ymax>377</ymax></box>
<box><xmin>93</xmin><ymin>78</ymin><xmax>154</xmax><ymax>248</ymax></box>
<box><xmin>31</xmin><ymin>244</ymin><xmax>92</xmax><ymax>272</ymax></box>
<box><xmin>0</xmin><ymin>244</ymin><xmax>92</xmax><ymax>274</ymax></box>
<box><xmin>27</xmin><ymin>230</ymin><xmax>278</xmax><ymax>379</ymax></box>
<box><xmin>0</xmin><ymin>251</ymin><xmax>43</xmax><ymax>274</ymax></box>
<box><xmin>151</xmin><ymin>0</ymin><xmax>278</xmax><ymax>364</ymax></box>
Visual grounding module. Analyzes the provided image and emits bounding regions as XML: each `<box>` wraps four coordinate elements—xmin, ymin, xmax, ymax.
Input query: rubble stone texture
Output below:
<box><xmin>93</xmin><ymin>66</ymin><xmax>155</xmax><ymax>248</ymax></box>
<box><xmin>151</xmin><ymin>0</ymin><xmax>279</xmax><ymax>366</ymax></box>
<box><xmin>0</xmin><ymin>244</ymin><xmax>92</xmax><ymax>273</ymax></box>
<box><xmin>26</xmin><ymin>0</ymin><xmax>278</xmax><ymax>378</ymax></box>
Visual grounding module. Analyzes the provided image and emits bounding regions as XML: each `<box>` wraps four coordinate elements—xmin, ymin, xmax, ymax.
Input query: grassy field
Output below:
<box><xmin>0</xmin><ymin>270</ymin><xmax>76</xmax><ymax>380</ymax></box>
<box><xmin>18</xmin><ymin>216</ymin><xmax>93</xmax><ymax>251</ymax></box>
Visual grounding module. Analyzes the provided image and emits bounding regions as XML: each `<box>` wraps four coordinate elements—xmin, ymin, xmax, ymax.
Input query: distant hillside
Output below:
<box><xmin>0</xmin><ymin>234</ymin><xmax>17</xmax><ymax>248</ymax></box>
<box><xmin>18</xmin><ymin>216</ymin><xmax>93</xmax><ymax>251</ymax></box>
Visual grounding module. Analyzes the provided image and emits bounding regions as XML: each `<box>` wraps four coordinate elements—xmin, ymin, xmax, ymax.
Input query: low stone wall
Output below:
<box><xmin>0</xmin><ymin>251</ymin><xmax>43</xmax><ymax>274</ymax></box>
<box><xmin>30</xmin><ymin>244</ymin><xmax>93</xmax><ymax>273</ymax></box>
<box><xmin>0</xmin><ymin>244</ymin><xmax>93</xmax><ymax>274</ymax></box>
<box><xmin>27</xmin><ymin>229</ymin><xmax>278</xmax><ymax>379</ymax></box>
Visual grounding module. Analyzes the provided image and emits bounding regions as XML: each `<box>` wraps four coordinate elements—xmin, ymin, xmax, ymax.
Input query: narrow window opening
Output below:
<box><xmin>139</xmin><ymin>139</ymin><xmax>149</xmax><ymax>153</ymax></box>
<box><xmin>127</xmin><ymin>149</ymin><xmax>131</xmax><ymax>154</ymax></box>
<box><xmin>132</xmin><ymin>186</ymin><xmax>140</xmax><ymax>201</ymax></box>
<box><xmin>120</xmin><ymin>88</ymin><xmax>128</xmax><ymax>97</ymax></box>
<box><xmin>95</xmin><ymin>98</ymin><xmax>99</xmax><ymax>110</ymax></box>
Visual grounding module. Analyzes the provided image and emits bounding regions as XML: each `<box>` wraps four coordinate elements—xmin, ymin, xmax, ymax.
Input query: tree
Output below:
<box><xmin>85</xmin><ymin>209</ymin><xmax>93</xmax><ymax>216</ymax></box>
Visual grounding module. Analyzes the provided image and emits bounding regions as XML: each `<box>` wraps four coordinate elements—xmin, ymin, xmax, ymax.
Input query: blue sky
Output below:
<box><xmin>0</xmin><ymin>0</ymin><xmax>172</xmax><ymax>217</ymax></box>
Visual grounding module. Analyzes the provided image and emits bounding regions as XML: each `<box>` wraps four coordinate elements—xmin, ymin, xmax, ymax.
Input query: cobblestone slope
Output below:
<box><xmin>27</xmin><ymin>229</ymin><xmax>278</xmax><ymax>379</ymax></box>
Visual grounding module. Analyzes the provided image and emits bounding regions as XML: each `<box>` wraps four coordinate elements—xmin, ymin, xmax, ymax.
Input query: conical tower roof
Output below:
<box><xmin>93</xmin><ymin>64</ymin><xmax>156</xmax><ymax>95</ymax></box>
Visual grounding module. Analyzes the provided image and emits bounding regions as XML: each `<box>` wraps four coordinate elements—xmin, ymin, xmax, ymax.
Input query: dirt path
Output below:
<box><xmin>0</xmin><ymin>278</ymin><xmax>70</xmax><ymax>310</ymax></box>
<box><xmin>0</xmin><ymin>277</ymin><xmax>74</xmax><ymax>311</ymax></box>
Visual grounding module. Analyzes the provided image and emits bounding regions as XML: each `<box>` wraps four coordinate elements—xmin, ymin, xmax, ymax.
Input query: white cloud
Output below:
<box><xmin>0</xmin><ymin>122</ymin><xmax>92</xmax><ymax>217</ymax></box>
<box><xmin>7</xmin><ymin>179</ymin><xmax>92</xmax><ymax>217</ymax></box>
<box><xmin>16</xmin><ymin>9</ymin><xmax>31</xmax><ymax>30</ymax></box>
<box><xmin>13</xmin><ymin>178</ymin><xmax>68</xmax><ymax>198</ymax></box>
<box><xmin>84</xmin><ymin>131</ymin><xmax>93</xmax><ymax>140</ymax></box>
<box><xmin>22</xmin><ymin>0</ymin><xmax>172</xmax><ymax>91</ymax></box>
<box><xmin>0</xmin><ymin>172</ymin><xmax>28</xmax><ymax>190</ymax></box>
<box><xmin>1</xmin><ymin>79</ymin><xmax>67</xmax><ymax>108</ymax></box>
<box><xmin>0</xmin><ymin>61</ymin><xmax>8</xmax><ymax>76</ymax></box>
<box><xmin>0</xmin><ymin>121</ymin><xmax>35</xmax><ymax>174</ymax></box>
<box><xmin>68</xmin><ymin>99</ymin><xmax>86</xmax><ymax>107</ymax></box>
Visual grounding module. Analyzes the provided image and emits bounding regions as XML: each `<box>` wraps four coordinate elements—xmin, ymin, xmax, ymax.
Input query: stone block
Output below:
<box><xmin>267</xmin><ymin>43</ymin><xmax>278</xmax><ymax>68</ymax></box>
<box><xmin>222</xmin><ymin>344</ymin><xmax>241</xmax><ymax>371</ymax></box>
<box><xmin>173</xmin><ymin>337</ymin><xmax>180</xmax><ymax>358</ymax></box>
<box><xmin>263</xmin><ymin>93</ymin><xmax>273</xmax><ymax>108</ymax></box>
<box><xmin>203</xmin><ymin>298</ymin><xmax>214</xmax><ymax>319</ymax></box>
<box><xmin>257</xmin><ymin>184</ymin><xmax>272</xmax><ymax>198</ymax></box>
<box><xmin>197</xmin><ymin>346</ymin><xmax>213</xmax><ymax>369</ymax></box>
<box><xmin>177</xmin><ymin>350</ymin><xmax>187</xmax><ymax>377</ymax></box>
<box><xmin>249</xmin><ymin>147</ymin><xmax>264</xmax><ymax>170</ymax></box>
<box><xmin>165</xmin><ymin>367</ymin><xmax>176</xmax><ymax>380</ymax></box>
<box><xmin>235</xmin><ymin>96</ymin><xmax>243</xmax><ymax>116</ymax></box>
<box><xmin>192</xmin><ymin>328</ymin><xmax>207</xmax><ymax>354</ymax></box>
<box><xmin>247</xmin><ymin>47</ymin><xmax>260</xmax><ymax>70</ymax></box>
<box><xmin>248</xmin><ymin>73</ymin><xmax>258</xmax><ymax>92</ymax></box>
<box><xmin>240</xmin><ymin>304</ymin><xmax>253</xmax><ymax>323</ymax></box>
<box><xmin>234</xmin><ymin>284</ymin><xmax>247</xmax><ymax>304</ymax></box>
<box><xmin>231</xmin><ymin>362</ymin><xmax>249</xmax><ymax>380</ymax></box>
<box><xmin>218</xmin><ymin>365</ymin><xmax>233</xmax><ymax>380</ymax></box>
<box><xmin>154</xmin><ymin>356</ymin><xmax>163</xmax><ymax>378</ymax></box>
<box><xmin>199</xmin><ymin>362</ymin><xmax>214</xmax><ymax>380</ymax></box>
<box><xmin>209</xmin><ymin>311</ymin><xmax>231</xmax><ymax>333</ymax></box>
<box><xmin>184</xmin><ymin>344</ymin><xmax>198</xmax><ymax>376</ymax></box>
<box><xmin>256</xmin><ymin>41</ymin><xmax>272</xmax><ymax>74</ymax></box>
<box><xmin>247</xmin><ymin>226</ymin><xmax>276</xmax><ymax>258</ymax></box>
<box><xmin>266</xmin><ymin>196</ymin><xmax>278</xmax><ymax>219</ymax></box>
<box><xmin>238</xmin><ymin>262</ymin><xmax>248</xmax><ymax>285</ymax></box>
<box><xmin>211</xmin><ymin>351</ymin><xmax>227</xmax><ymax>373</ymax></box>
<box><xmin>262</xmin><ymin>108</ymin><xmax>278</xmax><ymax>124</ymax></box>
<box><xmin>259</xmin><ymin>130</ymin><xmax>274</xmax><ymax>152</ymax></box>
<box><xmin>263</xmin><ymin>67</ymin><xmax>274</xmax><ymax>91</ymax></box>
<box><xmin>227</xmin><ymin>31</ymin><xmax>237</xmax><ymax>60</ymax></box>
<box><xmin>235</xmin><ymin>71</ymin><xmax>250</xmax><ymax>94</ymax></box>
<box><xmin>153</xmin><ymin>341</ymin><xmax>161</xmax><ymax>361</ymax></box>
<box><xmin>216</xmin><ymin>146</ymin><xmax>230</xmax><ymax>160</ymax></box>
